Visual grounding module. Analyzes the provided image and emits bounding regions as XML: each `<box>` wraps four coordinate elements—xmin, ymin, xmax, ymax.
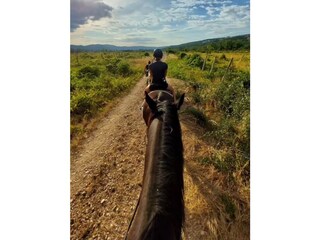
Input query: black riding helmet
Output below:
<box><xmin>153</xmin><ymin>49</ymin><xmax>163</xmax><ymax>58</ymax></box>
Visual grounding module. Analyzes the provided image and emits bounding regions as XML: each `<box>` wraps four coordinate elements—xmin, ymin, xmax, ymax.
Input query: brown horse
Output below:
<box><xmin>125</xmin><ymin>90</ymin><xmax>185</xmax><ymax>240</ymax></box>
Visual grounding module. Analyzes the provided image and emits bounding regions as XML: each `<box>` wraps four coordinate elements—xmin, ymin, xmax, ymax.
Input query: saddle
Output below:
<box><xmin>147</xmin><ymin>90</ymin><xmax>174</xmax><ymax>102</ymax></box>
<box><xmin>149</xmin><ymin>80</ymin><xmax>168</xmax><ymax>92</ymax></box>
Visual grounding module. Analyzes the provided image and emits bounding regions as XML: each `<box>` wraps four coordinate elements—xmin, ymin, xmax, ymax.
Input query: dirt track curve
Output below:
<box><xmin>71</xmin><ymin>76</ymin><xmax>225</xmax><ymax>240</ymax></box>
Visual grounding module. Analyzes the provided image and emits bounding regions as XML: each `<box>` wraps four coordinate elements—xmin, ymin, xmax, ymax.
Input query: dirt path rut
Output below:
<box><xmin>71</xmin><ymin>77</ymin><xmax>147</xmax><ymax>240</ymax></box>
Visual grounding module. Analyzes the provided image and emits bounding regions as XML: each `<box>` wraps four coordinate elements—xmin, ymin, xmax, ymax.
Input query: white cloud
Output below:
<box><xmin>71</xmin><ymin>0</ymin><xmax>250</xmax><ymax>46</ymax></box>
<box><xmin>71</xmin><ymin>0</ymin><xmax>113</xmax><ymax>31</ymax></box>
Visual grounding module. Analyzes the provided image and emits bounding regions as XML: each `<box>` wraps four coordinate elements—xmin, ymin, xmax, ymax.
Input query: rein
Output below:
<box><xmin>125</xmin><ymin>196</ymin><xmax>141</xmax><ymax>240</ymax></box>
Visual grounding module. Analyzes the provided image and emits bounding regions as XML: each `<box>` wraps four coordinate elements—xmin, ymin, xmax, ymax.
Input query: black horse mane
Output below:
<box><xmin>142</xmin><ymin>100</ymin><xmax>185</xmax><ymax>239</ymax></box>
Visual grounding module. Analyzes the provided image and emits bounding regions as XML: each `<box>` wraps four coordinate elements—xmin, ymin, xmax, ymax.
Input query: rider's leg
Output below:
<box><xmin>145</xmin><ymin>84</ymin><xmax>151</xmax><ymax>94</ymax></box>
<box><xmin>141</xmin><ymin>85</ymin><xmax>151</xmax><ymax>110</ymax></box>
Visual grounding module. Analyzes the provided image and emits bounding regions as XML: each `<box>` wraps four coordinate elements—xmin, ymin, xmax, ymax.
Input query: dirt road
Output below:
<box><xmin>70</xmin><ymin>76</ymin><xmax>246</xmax><ymax>239</ymax></box>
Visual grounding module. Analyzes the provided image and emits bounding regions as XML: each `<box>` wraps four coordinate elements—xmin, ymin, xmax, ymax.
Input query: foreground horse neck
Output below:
<box><xmin>126</xmin><ymin>105</ymin><xmax>184</xmax><ymax>239</ymax></box>
<box><xmin>126</xmin><ymin>118</ymin><xmax>164</xmax><ymax>239</ymax></box>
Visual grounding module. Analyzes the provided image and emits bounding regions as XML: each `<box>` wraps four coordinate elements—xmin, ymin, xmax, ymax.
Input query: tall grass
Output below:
<box><xmin>168</xmin><ymin>51</ymin><xmax>250</xmax><ymax>178</ymax></box>
<box><xmin>70</xmin><ymin>52</ymin><xmax>148</xmax><ymax>146</ymax></box>
<box><xmin>167</xmin><ymin>50</ymin><xmax>250</xmax><ymax>237</ymax></box>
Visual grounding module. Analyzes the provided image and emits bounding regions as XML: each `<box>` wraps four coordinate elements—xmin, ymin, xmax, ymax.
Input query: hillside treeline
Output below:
<box><xmin>167</xmin><ymin>35</ymin><xmax>250</xmax><ymax>52</ymax></box>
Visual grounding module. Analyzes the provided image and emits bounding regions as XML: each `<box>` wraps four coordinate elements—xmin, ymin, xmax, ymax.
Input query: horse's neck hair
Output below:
<box><xmin>142</xmin><ymin>214</ymin><xmax>179</xmax><ymax>240</ymax></box>
<box><xmin>149</xmin><ymin>102</ymin><xmax>185</xmax><ymax>237</ymax></box>
<box><xmin>127</xmin><ymin>102</ymin><xmax>184</xmax><ymax>240</ymax></box>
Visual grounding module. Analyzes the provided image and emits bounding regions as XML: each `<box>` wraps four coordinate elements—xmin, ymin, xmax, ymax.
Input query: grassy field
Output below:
<box><xmin>167</xmin><ymin>51</ymin><xmax>250</xmax><ymax>169</ymax></box>
<box><xmin>166</xmin><ymin>50</ymin><xmax>250</xmax><ymax>238</ymax></box>
<box><xmin>70</xmin><ymin>51</ymin><xmax>150</xmax><ymax>149</ymax></box>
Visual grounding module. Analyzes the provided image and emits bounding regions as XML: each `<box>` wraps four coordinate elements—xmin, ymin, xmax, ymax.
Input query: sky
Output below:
<box><xmin>71</xmin><ymin>0</ymin><xmax>250</xmax><ymax>47</ymax></box>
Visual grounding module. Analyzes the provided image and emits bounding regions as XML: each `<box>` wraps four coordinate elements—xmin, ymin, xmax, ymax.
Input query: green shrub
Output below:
<box><xmin>214</xmin><ymin>71</ymin><xmax>250</xmax><ymax>119</ymax></box>
<box><xmin>105</xmin><ymin>58</ymin><xmax>121</xmax><ymax>74</ymax></box>
<box><xmin>117</xmin><ymin>61</ymin><xmax>131</xmax><ymax>76</ymax></box>
<box><xmin>77</xmin><ymin>66</ymin><xmax>101</xmax><ymax>79</ymax></box>
<box><xmin>106</xmin><ymin>59</ymin><xmax>132</xmax><ymax>76</ymax></box>
<box><xmin>71</xmin><ymin>92</ymin><xmax>97</xmax><ymax>116</ymax></box>
<box><xmin>187</xmin><ymin>54</ymin><xmax>204</xmax><ymax>69</ymax></box>
<box><xmin>167</xmin><ymin>49</ymin><xmax>176</xmax><ymax>54</ymax></box>
<box><xmin>180</xmin><ymin>52</ymin><xmax>187</xmax><ymax>59</ymax></box>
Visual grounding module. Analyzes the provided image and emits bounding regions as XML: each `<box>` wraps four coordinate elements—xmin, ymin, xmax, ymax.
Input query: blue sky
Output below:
<box><xmin>71</xmin><ymin>0</ymin><xmax>250</xmax><ymax>46</ymax></box>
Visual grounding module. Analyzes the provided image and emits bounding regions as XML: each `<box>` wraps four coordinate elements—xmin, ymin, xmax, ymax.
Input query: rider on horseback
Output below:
<box><xmin>145</xmin><ymin>60</ymin><xmax>151</xmax><ymax>77</ymax></box>
<box><xmin>144</xmin><ymin>49</ymin><xmax>175</xmax><ymax>101</ymax></box>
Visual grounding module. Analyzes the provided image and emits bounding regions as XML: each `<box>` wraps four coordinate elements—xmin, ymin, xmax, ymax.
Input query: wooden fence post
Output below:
<box><xmin>202</xmin><ymin>51</ymin><xmax>209</xmax><ymax>71</ymax></box>
<box><xmin>209</xmin><ymin>56</ymin><xmax>216</xmax><ymax>74</ymax></box>
<box><xmin>222</xmin><ymin>57</ymin><xmax>234</xmax><ymax>81</ymax></box>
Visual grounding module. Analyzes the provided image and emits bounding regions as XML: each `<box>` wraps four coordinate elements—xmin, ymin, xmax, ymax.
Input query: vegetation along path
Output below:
<box><xmin>71</xmin><ymin>75</ymin><xmax>249</xmax><ymax>239</ymax></box>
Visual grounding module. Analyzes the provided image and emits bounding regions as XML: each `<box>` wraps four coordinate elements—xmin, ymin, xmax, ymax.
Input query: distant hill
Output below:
<box><xmin>165</xmin><ymin>34</ymin><xmax>250</xmax><ymax>51</ymax></box>
<box><xmin>70</xmin><ymin>44</ymin><xmax>155</xmax><ymax>52</ymax></box>
<box><xmin>70</xmin><ymin>34</ymin><xmax>250</xmax><ymax>52</ymax></box>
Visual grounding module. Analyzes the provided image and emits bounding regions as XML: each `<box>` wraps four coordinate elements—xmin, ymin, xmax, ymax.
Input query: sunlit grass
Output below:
<box><xmin>167</xmin><ymin>49</ymin><xmax>250</xmax><ymax>238</ymax></box>
<box><xmin>70</xmin><ymin>51</ymin><xmax>147</xmax><ymax>149</ymax></box>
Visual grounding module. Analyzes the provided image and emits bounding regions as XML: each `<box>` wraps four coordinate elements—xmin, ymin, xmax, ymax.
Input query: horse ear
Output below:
<box><xmin>145</xmin><ymin>91</ymin><xmax>157</xmax><ymax>112</ymax></box>
<box><xmin>175</xmin><ymin>93</ymin><xmax>185</xmax><ymax>110</ymax></box>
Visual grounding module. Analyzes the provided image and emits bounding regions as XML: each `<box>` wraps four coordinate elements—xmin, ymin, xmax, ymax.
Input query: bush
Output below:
<box><xmin>187</xmin><ymin>54</ymin><xmax>204</xmax><ymax>69</ymax></box>
<box><xmin>117</xmin><ymin>61</ymin><xmax>131</xmax><ymax>76</ymax></box>
<box><xmin>106</xmin><ymin>59</ymin><xmax>132</xmax><ymax>76</ymax></box>
<box><xmin>180</xmin><ymin>52</ymin><xmax>187</xmax><ymax>59</ymax></box>
<box><xmin>214</xmin><ymin>71</ymin><xmax>250</xmax><ymax>119</ymax></box>
<box><xmin>77</xmin><ymin>66</ymin><xmax>101</xmax><ymax>79</ymax></box>
<box><xmin>144</xmin><ymin>52</ymin><xmax>150</xmax><ymax>56</ymax></box>
<box><xmin>71</xmin><ymin>92</ymin><xmax>97</xmax><ymax>116</ymax></box>
<box><xmin>105</xmin><ymin>58</ymin><xmax>121</xmax><ymax>74</ymax></box>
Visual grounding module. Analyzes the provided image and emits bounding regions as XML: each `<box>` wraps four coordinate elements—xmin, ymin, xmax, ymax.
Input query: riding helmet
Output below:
<box><xmin>153</xmin><ymin>49</ymin><xmax>163</xmax><ymax>58</ymax></box>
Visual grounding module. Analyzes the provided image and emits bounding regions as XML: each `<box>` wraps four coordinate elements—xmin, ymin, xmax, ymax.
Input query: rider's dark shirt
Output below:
<box><xmin>149</xmin><ymin>61</ymin><xmax>168</xmax><ymax>84</ymax></box>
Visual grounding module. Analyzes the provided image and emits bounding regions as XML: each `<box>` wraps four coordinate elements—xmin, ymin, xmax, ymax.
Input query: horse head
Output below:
<box><xmin>143</xmin><ymin>90</ymin><xmax>185</xmax><ymax>126</ymax></box>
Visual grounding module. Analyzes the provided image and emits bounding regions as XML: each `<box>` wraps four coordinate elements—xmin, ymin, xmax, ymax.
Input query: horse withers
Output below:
<box><xmin>126</xmin><ymin>90</ymin><xmax>185</xmax><ymax>240</ymax></box>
